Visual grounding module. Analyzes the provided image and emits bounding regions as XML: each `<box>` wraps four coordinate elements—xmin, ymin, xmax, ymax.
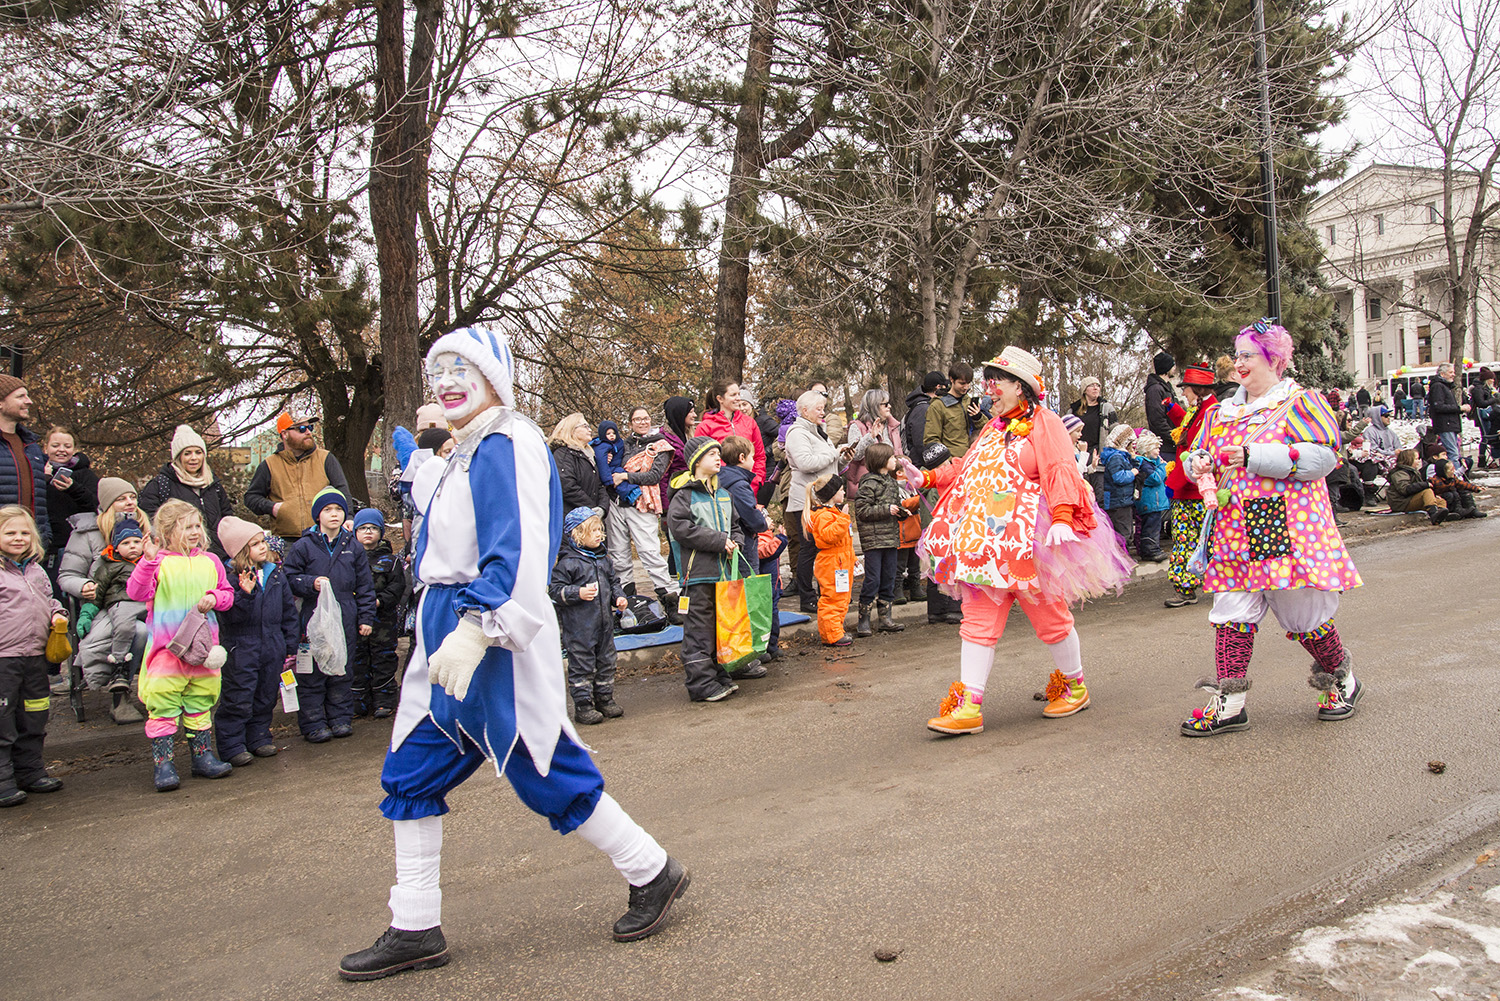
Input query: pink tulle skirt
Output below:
<box><xmin>922</xmin><ymin>493</ymin><xmax>1134</xmax><ymax>607</ymax></box>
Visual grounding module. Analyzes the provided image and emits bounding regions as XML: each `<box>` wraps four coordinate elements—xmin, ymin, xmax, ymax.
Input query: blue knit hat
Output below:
<box><xmin>311</xmin><ymin>486</ymin><xmax>349</xmax><ymax>524</ymax></box>
<box><xmin>111</xmin><ymin>515</ymin><xmax>143</xmax><ymax>547</ymax></box>
<box><xmin>352</xmin><ymin>508</ymin><xmax>385</xmax><ymax>532</ymax></box>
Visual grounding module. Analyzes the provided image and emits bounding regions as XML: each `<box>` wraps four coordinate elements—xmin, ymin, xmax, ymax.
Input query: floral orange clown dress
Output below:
<box><xmin>918</xmin><ymin>408</ymin><xmax>1132</xmax><ymax>607</ymax></box>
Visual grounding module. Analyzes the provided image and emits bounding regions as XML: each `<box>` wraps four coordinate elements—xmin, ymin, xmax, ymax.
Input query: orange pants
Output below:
<box><xmin>814</xmin><ymin>552</ymin><xmax>855</xmax><ymax>643</ymax></box>
<box><xmin>958</xmin><ymin>588</ymin><xmax>1074</xmax><ymax>646</ymax></box>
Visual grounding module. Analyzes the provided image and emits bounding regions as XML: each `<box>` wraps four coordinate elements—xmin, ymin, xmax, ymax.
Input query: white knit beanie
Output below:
<box><xmin>424</xmin><ymin>327</ymin><xmax>516</xmax><ymax>409</ymax></box>
<box><xmin>170</xmin><ymin>424</ymin><xmax>209</xmax><ymax>460</ymax></box>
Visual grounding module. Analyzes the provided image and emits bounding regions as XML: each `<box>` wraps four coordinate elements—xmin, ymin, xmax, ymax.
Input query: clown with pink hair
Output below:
<box><xmin>1180</xmin><ymin>319</ymin><xmax>1364</xmax><ymax>736</ymax></box>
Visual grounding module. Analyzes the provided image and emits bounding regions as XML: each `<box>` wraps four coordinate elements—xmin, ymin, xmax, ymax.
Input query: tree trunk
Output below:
<box><xmin>315</xmin><ymin>370</ymin><xmax>384</xmax><ymax>506</ymax></box>
<box><xmin>711</xmin><ymin>0</ymin><xmax>777</xmax><ymax>386</ymax></box>
<box><xmin>371</xmin><ymin>0</ymin><xmax>439</xmax><ymax>444</ymax></box>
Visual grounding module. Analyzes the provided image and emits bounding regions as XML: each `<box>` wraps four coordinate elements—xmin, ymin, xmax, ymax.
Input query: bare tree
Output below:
<box><xmin>1333</xmin><ymin>0</ymin><xmax>1500</xmax><ymax>363</ymax></box>
<box><xmin>760</xmin><ymin>0</ymin><xmax>1353</xmax><ymax>371</ymax></box>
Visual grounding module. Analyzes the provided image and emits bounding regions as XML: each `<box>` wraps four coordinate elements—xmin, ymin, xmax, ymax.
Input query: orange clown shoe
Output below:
<box><xmin>1042</xmin><ymin>670</ymin><xmax>1089</xmax><ymax>718</ymax></box>
<box><xmin>927</xmin><ymin>681</ymin><xmax>984</xmax><ymax>735</ymax></box>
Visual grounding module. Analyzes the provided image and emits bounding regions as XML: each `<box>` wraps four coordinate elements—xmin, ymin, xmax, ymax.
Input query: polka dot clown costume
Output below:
<box><xmin>339</xmin><ymin>328</ymin><xmax>689</xmax><ymax>983</ymax></box>
<box><xmin>1180</xmin><ymin>320</ymin><xmax>1364</xmax><ymax>737</ymax></box>
<box><xmin>912</xmin><ymin>346</ymin><xmax>1132</xmax><ymax>736</ymax></box>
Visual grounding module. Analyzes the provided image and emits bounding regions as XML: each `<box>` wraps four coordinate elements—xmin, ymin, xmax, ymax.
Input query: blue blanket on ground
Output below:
<box><xmin>614</xmin><ymin>612</ymin><xmax>812</xmax><ymax>651</ymax></box>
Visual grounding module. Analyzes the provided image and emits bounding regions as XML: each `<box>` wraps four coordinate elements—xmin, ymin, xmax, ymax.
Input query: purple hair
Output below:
<box><xmin>1236</xmin><ymin>320</ymin><xmax>1294</xmax><ymax>376</ymax></box>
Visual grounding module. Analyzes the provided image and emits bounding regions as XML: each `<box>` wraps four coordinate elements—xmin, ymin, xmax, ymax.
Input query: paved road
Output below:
<box><xmin>5</xmin><ymin>520</ymin><xmax>1499</xmax><ymax>1001</ymax></box>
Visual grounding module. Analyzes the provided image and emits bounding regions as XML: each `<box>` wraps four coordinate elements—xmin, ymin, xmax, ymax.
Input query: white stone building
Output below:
<box><xmin>1309</xmin><ymin>163</ymin><xmax>1500</xmax><ymax>384</ymax></box>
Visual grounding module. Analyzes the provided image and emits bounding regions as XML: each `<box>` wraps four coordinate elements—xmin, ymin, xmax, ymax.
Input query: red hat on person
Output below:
<box><xmin>276</xmin><ymin>411</ymin><xmax>319</xmax><ymax>434</ymax></box>
<box><xmin>1182</xmin><ymin>364</ymin><xmax>1215</xmax><ymax>387</ymax></box>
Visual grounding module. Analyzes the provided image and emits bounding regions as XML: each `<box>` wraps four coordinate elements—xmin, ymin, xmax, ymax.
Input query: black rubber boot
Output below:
<box><xmin>151</xmin><ymin>735</ymin><xmax>180</xmax><ymax>792</ymax></box>
<box><xmin>339</xmin><ymin>926</ymin><xmax>450</xmax><ymax>981</ymax></box>
<box><xmin>1427</xmin><ymin>505</ymin><xmax>1449</xmax><ymax>525</ymax></box>
<box><xmin>188</xmin><ymin>728</ymin><xmax>232</xmax><ymax>779</ymax></box>
<box><xmin>877</xmin><ymin>601</ymin><xmax>905</xmax><ymax>632</ymax></box>
<box><xmin>595</xmin><ymin>690</ymin><xmax>624</xmax><ymax>718</ymax></box>
<box><xmin>855</xmin><ymin>602</ymin><xmax>873</xmax><ymax>638</ymax></box>
<box><xmin>574</xmin><ymin>700</ymin><xmax>605</xmax><ymax>725</ymax></box>
<box><xmin>612</xmin><ymin>856</ymin><xmax>691</xmax><ymax>942</ymax></box>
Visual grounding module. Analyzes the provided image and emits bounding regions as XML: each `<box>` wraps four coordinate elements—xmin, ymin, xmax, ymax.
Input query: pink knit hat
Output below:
<box><xmin>216</xmin><ymin>516</ymin><xmax>264</xmax><ymax>561</ymax></box>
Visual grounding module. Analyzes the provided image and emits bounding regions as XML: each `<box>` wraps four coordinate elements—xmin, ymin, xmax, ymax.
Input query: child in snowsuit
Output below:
<box><xmin>91</xmin><ymin>516</ymin><xmax>149</xmax><ymax>682</ymax></box>
<box><xmin>1132</xmin><ymin>432</ymin><xmax>1169</xmax><ymax>562</ymax></box>
<box><xmin>126</xmin><ymin>499</ymin><xmax>235</xmax><ymax>791</ymax></box>
<box><xmin>0</xmin><ymin>506</ymin><xmax>67</xmax><ymax>807</ymax></box>
<box><xmin>283</xmin><ymin>487</ymin><xmax>376</xmax><ymax>743</ymax></box>
<box><xmin>214</xmin><ymin>516</ymin><xmax>299</xmax><ymax>766</ymax></box>
<box><xmin>351</xmin><ymin>508</ymin><xmax>405</xmax><ymax>718</ymax></box>
<box><xmin>806</xmin><ymin>473</ymin><xmax>856</xmax><ymax>647</ymax></box>
<box><xmin>852</xmin><ymin>443</ymin><xmax>909</xmax><ymax>638</ymax></box>
<box><xmin>665</xmin><ymin>436</ymin><xmax>745</xmax><ymax>702</ymax></box>
<box><xmin>1430</xmin><ymin>460</ymin><xmax>1484</xmax><ymax>519</ymax></box>
<box><xmin>550</xmin><ymin>508</ymin><xmax>628</xmax><ymax>724</ymax></box>
<box><xmin>593</xmin><ymin>420</ymin><xmax>642</xmax><ymax>508</ymax></box>
<box><xmin>1100</xmin><ymin>424</ymin><xmax>1141</xmax><ymax>549</ymax></box>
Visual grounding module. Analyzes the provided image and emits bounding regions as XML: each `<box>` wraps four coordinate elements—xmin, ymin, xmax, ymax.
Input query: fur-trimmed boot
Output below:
<box><xmin>855</xmin><ymin>602</ymin><xmax>873</xmax><ymax>638</ymax></box>
<box><xmin>1180</xmin><ymin>678</ymin><xmax>1251</xmax><ymax>737</ymax></box>
<box><xmin>151</xmin><ymin>735</ymin><xmax>180</xmax><ymax>791</ymax></box>
<box><xmin>1310</xmin><ymin>654</ymin><xmax>1363</xmax><ymax>722</ymax></box>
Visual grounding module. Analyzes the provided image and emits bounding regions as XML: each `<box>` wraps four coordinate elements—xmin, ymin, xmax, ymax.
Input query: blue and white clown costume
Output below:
<box><xmin>374</xmin><ymin>328</ymin><xmax>672</xmax><ymax>939</ymax></box>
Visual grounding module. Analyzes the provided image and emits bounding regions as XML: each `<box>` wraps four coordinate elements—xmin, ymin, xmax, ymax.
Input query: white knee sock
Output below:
<box><xmin>575</xmin><ymin>793</ymin><xmax>668</xmax><ymax>886</ymax></box>
<box><xmin>389</xmin><ymin>816</ymin><xmax>443</xmax><ymax>931</ymax></box>
<box><xmin>960</xmin><ymin>641</ymin><xmax>996</xmax><ymax>699</ymax></box>
<box><xmin>1047</xmin><ymin>628</ymin><xmax>1083</xmax><ymax>681</ymax></box>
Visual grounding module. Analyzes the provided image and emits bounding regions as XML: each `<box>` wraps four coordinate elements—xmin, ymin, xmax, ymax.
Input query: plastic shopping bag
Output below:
<box><xmin>715</xmin><ymin>551</ymin><xmax>773</xmax><ymax>671</ymax></box>
<box><xmin>307</xmin><ymin>585</ymin><xmax>347</xmax><ymax>677</ymax></box>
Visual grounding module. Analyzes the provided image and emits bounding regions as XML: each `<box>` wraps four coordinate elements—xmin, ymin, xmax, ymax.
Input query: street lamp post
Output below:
<box><xmin>1253</xmin><ymin>0</ymin><xmax>1281</xmax><ymax>321</ymax></box>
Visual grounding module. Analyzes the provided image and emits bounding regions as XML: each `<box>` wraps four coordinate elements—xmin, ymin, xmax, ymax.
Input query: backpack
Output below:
<box><xmin>615</xmin><ymin>593</ymin><xmax>668</xmax><ymax>635</ymax></box>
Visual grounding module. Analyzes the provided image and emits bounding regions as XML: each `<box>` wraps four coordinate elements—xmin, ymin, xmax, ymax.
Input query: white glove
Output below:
<box><xmin>428</xmin><ymin>617</ymin><xmax>491</xmax><ymax>702</ymax></box>
<box><xmin>1045</xmin><ymin>522</ymin><xmax>1079</xmax><ymax>547</ymax></box>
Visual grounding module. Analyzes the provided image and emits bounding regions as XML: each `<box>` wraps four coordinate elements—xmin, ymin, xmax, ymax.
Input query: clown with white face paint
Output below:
<box><xmin>426</xmin><ymin>352</ymin><xmax>492</xmax><ymax>426</ymax></box>
<box><xmin>339</xmin><ymin>327</ymin><xmax>690</xmax><ymax>983</ymax></box>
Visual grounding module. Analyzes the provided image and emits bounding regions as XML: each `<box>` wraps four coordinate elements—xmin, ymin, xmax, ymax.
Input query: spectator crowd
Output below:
<box><xmin>1</xmin><ymin>349</ymin><xmax>1494</xmax><ymax>807</ymax></box>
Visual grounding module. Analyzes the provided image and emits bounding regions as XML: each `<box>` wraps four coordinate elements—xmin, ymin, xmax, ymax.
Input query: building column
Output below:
<box><xmin>1400</xmin><ymin>275</ymin><xmax>1419</xmax><ymax>366</ymax></box>
<box><xmin>1350</xmin><ymin>285</ymin><xmax>1368</xmax><ymax>382</ymax></box>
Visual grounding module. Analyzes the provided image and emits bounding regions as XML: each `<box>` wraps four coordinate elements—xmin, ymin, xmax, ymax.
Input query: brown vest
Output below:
<box><xmin>264</xmin><ymin>447</ymin><xmax>332</xmax><ymax>538</ymax></box>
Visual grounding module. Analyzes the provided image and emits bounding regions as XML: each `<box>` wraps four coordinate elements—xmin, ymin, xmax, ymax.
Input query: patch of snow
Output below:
<box><xmin>1482</xmin><ymin>885</ymin><xmax>1500</xmax><ymax>904</ymax></box>
<box><xmin>1402</xmin><ymin>949</ymin><xmax>1463</xmax><ymax>975</ymax></box>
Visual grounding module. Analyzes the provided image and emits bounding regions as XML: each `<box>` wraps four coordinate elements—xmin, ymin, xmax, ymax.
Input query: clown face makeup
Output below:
<box><xmin>427</xmin><ymin>352</ymin><xmax>497</xmax><ymax>426</ymax></box>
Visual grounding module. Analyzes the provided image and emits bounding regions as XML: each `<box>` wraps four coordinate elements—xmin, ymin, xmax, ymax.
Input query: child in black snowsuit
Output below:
<box><xmin>350</xmin><ymin>508</ymin><xmax>405</xmax><ymax>718</ymax></box>
<box><xmin>550</xmin><ymin>507</ymin><xmax>627</xmax><ymax>725</ymax></box>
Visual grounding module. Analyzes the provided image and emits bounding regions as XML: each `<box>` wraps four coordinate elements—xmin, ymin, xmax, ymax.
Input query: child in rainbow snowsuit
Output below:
<box><xmin>126</xmin><ymin>499</ymin><xmax>235</xmax><ymax>790</ymax></box>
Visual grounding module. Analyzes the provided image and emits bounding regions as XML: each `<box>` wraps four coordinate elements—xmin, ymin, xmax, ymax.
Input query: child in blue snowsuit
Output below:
<box><xmin>283</xmin><ymin>487</ymin><xmax>376</xmax><ymax>741</ymax></box>
<box><xmin>214</xmin><ymin>516</ymin><xmax>299</xmax><ymax>765</ymax></box>
<box><xmin>1132</xmin><ymin>432</ymin><xmax>1169</xmax><ymax>563</ymax></box>
<box><xmin>592</xmin><ymin>420</ymin><xmax>641</xmax><ymax>507</ymax></box>
<box><xmin>1100</xmin><ymin>425</ymin><xmax>1141</xmax><ymax>550</ymax></box>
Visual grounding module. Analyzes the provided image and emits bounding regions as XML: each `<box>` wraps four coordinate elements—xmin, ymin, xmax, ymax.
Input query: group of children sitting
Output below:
<box><xmin>0</xmin><ymin>487</ymin><xmax>408</xmax><ymax>803</ymax></box>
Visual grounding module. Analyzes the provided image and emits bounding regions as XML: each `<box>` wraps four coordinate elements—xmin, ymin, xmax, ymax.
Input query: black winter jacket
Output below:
<box><xmin>853</xmin><ymin>470</ymin><xmax>909</xmax><ymax>550</ymax></box>
<box><xmin>139</xmin><ymin>462</ymin><xmax>236</xmax><ymax>559</ymax></box>
<box><xmin>0</xmin><ymin>425</ymin><xmax>48</xmax><ymax>547</ymax></box>
<box><xmin>282</xmin><ymin>526</ymin><xmax>377</xmax><ymax>642</ymax></box>
<box><xmin>220</xmin><ymin>563</ymin><xmax>300</xmax><ymax>670</ymax></box>
<box><xmin>903</xmin><ymin>389</ymin><xmax>934</xmax><ymax>462</ymax></box>
<box><xmin>1144</xmin><ymin>374</ymin><xmax>1181</xmax><ymax>459</ymax></box>
<box><xmin>549</xmin><ymin>539</ymin><xmax>623</xmax><ymax>638</ymax></box>
<box><xmin>365</xmin><ymin>539</ymin><xmax>406</xmax><ymax>632</ymax></box>
<box><xmin>1428</xmin><ymin>377</ymin><xmax>1463</xmax><ymax>433</ymax></box>
<box><xmin>45</xmin><ymin>453</ymin><xmax>99</xmax><ymax>551</ymax></box>
<box><xmin>551</xmin><ymin>442</ymin><xmax>605</xmax><ymax>512</ymax></box>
